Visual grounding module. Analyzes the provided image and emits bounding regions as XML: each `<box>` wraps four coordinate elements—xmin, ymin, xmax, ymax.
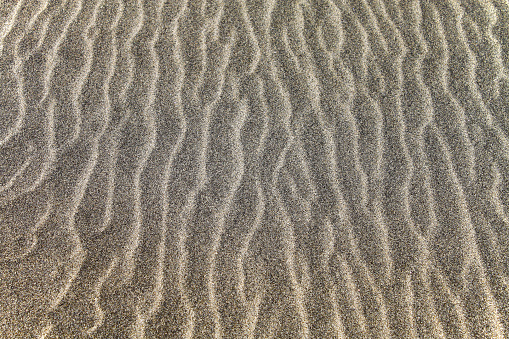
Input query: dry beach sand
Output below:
<box><xmin>1</xmin><ymin>0</ymin><xmax>509</xmax><ymax>337</ymax></box>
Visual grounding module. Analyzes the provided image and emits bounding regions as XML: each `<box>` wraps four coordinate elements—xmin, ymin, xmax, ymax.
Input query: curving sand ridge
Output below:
<box><xmin>1</xmin><ymin>0</ymin><xmax>509</xmax><ymax>337</ymax></box>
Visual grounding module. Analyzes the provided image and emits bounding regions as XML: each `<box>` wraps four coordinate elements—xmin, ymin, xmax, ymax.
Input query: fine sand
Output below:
<box><xmin>1</xmin><ymin>0</ymin><xmax>509</xmax><ymax>337</ymax></box>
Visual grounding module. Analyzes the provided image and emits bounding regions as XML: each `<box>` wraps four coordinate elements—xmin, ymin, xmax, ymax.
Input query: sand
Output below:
<box><xmin>1</xmin><ymin>0</ymin><xmax>509</xmax><ymax>337</ymax></box>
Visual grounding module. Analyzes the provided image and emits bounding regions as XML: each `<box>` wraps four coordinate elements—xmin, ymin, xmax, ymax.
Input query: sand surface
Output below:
<box><xmin>1</xmin><ymin>0</ymin><xmax>509</xmax><ymax>337</ymax></box>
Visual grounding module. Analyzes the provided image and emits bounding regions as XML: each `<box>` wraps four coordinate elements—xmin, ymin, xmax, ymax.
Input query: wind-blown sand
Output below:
<box><xmin>1</xmin><ymin>0</ymin><xmax>509</xmax><ymax>337</ymax></box>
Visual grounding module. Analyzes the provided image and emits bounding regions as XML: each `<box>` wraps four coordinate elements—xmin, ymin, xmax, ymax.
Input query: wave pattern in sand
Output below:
<box><xmin>1</xmin><ymin>0</ymin><xmax>509</xmax><ymax>338</ymax></box>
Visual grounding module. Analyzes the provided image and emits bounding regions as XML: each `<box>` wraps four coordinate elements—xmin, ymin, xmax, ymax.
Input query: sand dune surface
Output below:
<box><xmin>1</xmin><ymin>0</ymin><xmax>509</xmax><ymax>337</ymax></box>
